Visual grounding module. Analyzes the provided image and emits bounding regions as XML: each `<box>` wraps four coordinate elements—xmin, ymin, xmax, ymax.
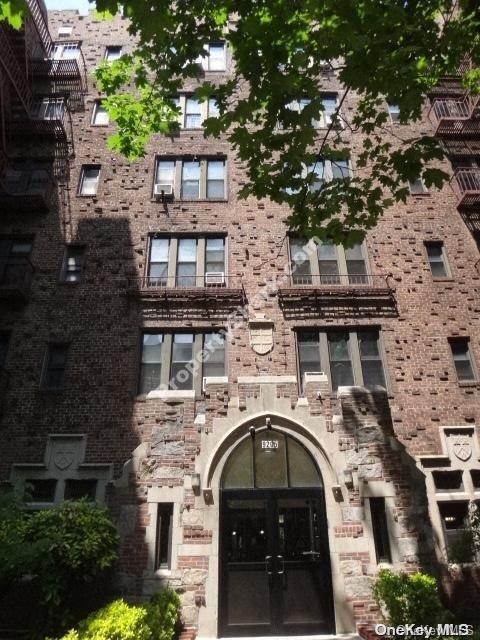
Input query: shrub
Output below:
<box><xmin>58</xmin><ymin>589</ymin><xmax>181</xmax><ymax>640</ymax></box>
<box><xmin>372</xmin><ymin>569</ymin><xmax>451</xmax><ymax>628</ymax></box>
<box><xmin>0</xmin><ymin>495</ymin><xmax>118</xmax><ymax>634</ymax></box>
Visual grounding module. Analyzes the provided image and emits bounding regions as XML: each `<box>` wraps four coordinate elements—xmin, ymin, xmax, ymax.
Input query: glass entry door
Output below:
<box><xmin>219</xmin><ymin>488</ymin><xmax>334</xmax><ymax>637</ymax></box>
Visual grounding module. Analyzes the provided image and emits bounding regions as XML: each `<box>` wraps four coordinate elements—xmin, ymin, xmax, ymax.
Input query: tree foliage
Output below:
<box><xmin>1</xmin><ymin>0</ymin><xmax>480</xmax><ymax>243</ymax></box>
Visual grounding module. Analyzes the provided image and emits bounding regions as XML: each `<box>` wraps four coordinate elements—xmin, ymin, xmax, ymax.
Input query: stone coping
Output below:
<box><xmin>237</xmin><ymin>375</ymin><xmax>297</xmax><ymax>384</ymax></box>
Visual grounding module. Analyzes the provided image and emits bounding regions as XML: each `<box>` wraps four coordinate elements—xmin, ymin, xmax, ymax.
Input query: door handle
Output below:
<box><xmin>276</xmin><ymin>555</ymin><xmax>285</xmax><ymax>575</ymax></box>
<box><xmin>301</xmin><ymin>550</ymin><xmax>321</xmax><ymax>558</ymax></box>
<box><xmin>265</xmin><ymin>555</ymin><xmax>273</xmax><ymax>575</ymax></box>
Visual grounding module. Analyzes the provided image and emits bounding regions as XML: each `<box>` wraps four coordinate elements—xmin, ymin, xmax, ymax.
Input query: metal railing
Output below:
<box><xmin>0</xmin><ymin>23</ymin><xmax>32</xmax><ymax>113</ymax></box>
<box><xmin>289</xmin><ymin>273</ymin><xmax>390</xmax><ymax>287</ymax></box>
<box><xmin>130</xmin><ymin>275</ymin><xmax>240</xmax><ymax>290</ymax></box>
<box><xmin>451</xmin><ymin>168</ymin><xmax>480</xmax><ymax>207</ymax></box>
<box><xmin>0</xmin><ymin>168</ymin><xmax>56</xmax><ymax>209</ymax></box>
<box><xmin>429</xmin><ymin>96</ymin><xmax>480</xmax><ymax>135</ymax></box>
<box><xmin>0</xmin><ymin>256</ymin><xmax>34</xmax><ymax>298</ymax></box>
<box><xmin>26</xmin><ymin>0</ymin><xmax>53</xmax><ymax>57</ymax></box>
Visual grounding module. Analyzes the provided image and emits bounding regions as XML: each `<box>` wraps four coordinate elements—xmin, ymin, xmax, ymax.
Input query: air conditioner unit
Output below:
<box><xmin>205</xmin><ymin>271</ymin><xmax>225</xmax><ymax>285</ymax></box>
<box><xmin>153</xmin><ymin>183</ymin><xmax>174</xmax><ymax>200</ymax></box>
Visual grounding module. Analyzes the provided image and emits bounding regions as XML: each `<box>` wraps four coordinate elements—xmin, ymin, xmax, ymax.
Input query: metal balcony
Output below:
<box><xmin>11</xmin><ymin>96</ymin><xmax>73</xmax><ymax>146</ymax></box>
<box><xmin>451</xmin><ymin>168</ymin><xmax>480</xmax><ymax>209</ymax></box>
<box><xmin>278</xmin><ymin>274</ymin><xmax>396</xmax><ymax>312</ymax></box>
<box><xmin>26</xmin><ymin>0</ymin><xmax>53</xmax><ymax>57</ymax></box>
<box><xmin>31</xmin><ymin>45</ymin><xmax>88</xmax><ymax>110</ymax></box>
<box><xmin>0</xmin><ymin>256</ymin><xmax>34</xmax><ymax>302</ymax></box>
<box><xmin>0</xmin><ymin>167</ymin><xmax>56</xmax><ymax>213</ymax></box>
<box><xmin>127</xmin><ymin>275</ymin><xmax>245</xmax><ymax>305</ymax></box>
<box><xmin>429</xmin><ymin>95</ymin><xmax>480</xmax><ymax>137</ymax></box>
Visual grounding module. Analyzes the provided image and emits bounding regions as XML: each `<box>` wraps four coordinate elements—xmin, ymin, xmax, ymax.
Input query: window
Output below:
<box><xmin>284</xmin><ymin>158</ymin><xmax>351</xmax><ymax>195</ymax></box>
<box><xmin>31</xmin><ymin>98</ymin><xmax>65</xmax><ymax>121</ymax></box>
<box><xmin>25</xmin><ymin>479</ymin><xmax>57</xmax><ymax>503</ymax></box>
<box><xmin>387</xmin><ymin>103</ymin><xmax>400</xmax><ymax>123</ymax></box>
<box><xmin>198</xmin><ymin>42</ymin><xmax>226</xmax><ymax>71</ymax></box>
<box><xmin>62</xmin><ymin>245</ymin><xmax>86</xmax><ymax>283</ymax></box>
<box><xmin>181</xmin><ymin>161</ymin><xmax>200</xmax><ymax>198</ymax></box>
<box><xmin>91</xmin><ymin>102</ymin><xmax>109</xmax><ymax>125</ymax></box>
<box><xmin>425</xmin><ymin>242</ymin><xmax>449</xmax><ymax>278</ymax></box>
<box><xmin>439</xmin><ymin>501</ymin><xmax>470</xmax><ymax>557</ymax></box>
<box><xmin>104</xmin><ymin>46</ymin><xmax>122</xmax><ymax>61</ymax></box>
<box><xmin>370</xmin><ymin>498</ymin><xmax>392</xmax><ymax>563</ymax></box>
<box><xmin>153</xmin><ymin>158</ymin><xmax>226</xmax><ymax>200</ymax></box>
<box><xmin>281</xmin><ymin>94</ymin><xmax>340</xmax><ymax>129</ymax></box>
<box><xmin>289</xmin><ymin>237</ymin><xmax>368</xmax><ymax>285</ymax></box>
<box><xmin>64</xmin><ymin>479</ymin><xmax>97</xmax><ymax>500</ymax></box>
<box><xmin>0</xmin><ymin>236</ymin><xmax>33</xmax><ymax>290</ymax></box>
<box><xmin>0</xmin><ymin>333</ymin><xmax>9</xmax><ymax>368</ymax></box>
<box><xmin>471</xmin><ymin>470</ymin><xmax>480</xmax><ymax>490</ymax></box>
<box><xmin>79</xmin><ymin>166</ymin><xmax>100</xmax><ymax>196</ymax></box>
<box><xmin>185</xmin><ymin>97</ymin><xmax>202</xmax><ymax>128</ymax></box>
<box><xmin>297</xmin><ymin>329</ymin><xmax>387</xmax><ymax>391</ymax></box>
<box><xmin>42</xmin><ymin>344</ymin><xmax>69</xmax><ymax>390</ymax></box>
<box><xmin>449</xmin><ymin>338</ymin><xmax>476</xmax><ymax>381</ymax></box>
<box><xmin>208</xmin><ymin>97</ymin><xmax>220</xmax><ymax>118</ymax></box>
<box><xmin>433</xmin><ymin>471</ymin><xmax>464</xmax><ymax>491</ymax></box>
<box><xmin>147</xmin><ymin>235</ymin><xmax>227</xmax><ymax>287</ymax></box>
<box><xmin>409</xmin><ymin>177</ymin><xmax>428</xmax><ymax>194</ymax></box>
<box><xmin>58</xmin><ymin>25</ymin><xmax>73</xmax><ymax>37</ymax></box>
<box><xmin>52</xmin><ymin>42</ymin><xmax>80</xmax><ymax>60</ymax></box>
<box><xmin>155</xmin><ymin>504</ymin><xmax>174</xmax><ymax>570</ymax></box>
<box><xmin>139</xmin><ymin>331</ymin><xmax>226</xmax><ymax>394</ymax></box>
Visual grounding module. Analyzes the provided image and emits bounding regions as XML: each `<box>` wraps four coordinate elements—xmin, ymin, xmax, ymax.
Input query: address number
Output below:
<box><xmin>261</xmin><ymin>440</ymin><xmax>279</xmax><ymax>449</ymax></box>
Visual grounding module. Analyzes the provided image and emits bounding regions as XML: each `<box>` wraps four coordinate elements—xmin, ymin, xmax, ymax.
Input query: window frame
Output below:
<box><xmin>104</xmin><ymin>45</ymin><xmax>123</xmax><ymax>62</ymax></box>
<box><xmin>369</xmin><ymin>497</ymin><xmax>393</xmax><ymax>564</ymax></box>
<box><xmin>155</xmin><ymin>503</ymin><xmax>174</xmax><ymax>571</ymax></box>
<box><xmin>0</xmin><ymin>332</ymin><xmax>10</xmax><ymax>369</ymax></box>
<box><xmin>52</xmin><ymin>41</ymin><xmax>80</xmax><ymax>60</ymax></box>
<box><xmin>153</xmin><ymin>157</ymin><xmax>227</xmax><ymax>200</ymax></box>
<box><xmin>449</xmin><ymin>337</ymin><xmax>477</xmax><ymax>383</ymax></box>
<box><xmin>198</xmin><ymin>42</ymin><xmax>227</xmax><ymax>71</ymax></box>
<box><xmin>424</xmin><ymin>241</ymin><xmax>451</xmax><ymax>279</ymax></box>
<box><xmin>57</xmin><ymin>25</ymin><xmax>73</xmax><ymax>37</ymax></box>
<box><xmin>280</xmin><ymin>94</ymin><xmax>341</xmax><ymax>130</ymax></box>
<box><xmin>296</xmin><ymin>328</ymin><xmax>389</xmax><ymax>393</ymax></box>
<box><xmin>146</xmin><ymin>234</ymin><xmax>227</xmax><ymax>287</ymax></box>
<box><xmin>91</xmin><ymin>101</ymin><xmax>109</xmax><ymax>126</ymax></box>
<box><xmin>41</xmin><ymin>342</ymin><xmax>69</xmax><ymax>391</ymax></box>
<box><xmin>409</xmin><ymin>177</ymin><xmax>429</xmax><ymax>195</ymax></box>
<box><xmin>78</xmin><ymin>165</ymin><xmax>101</xmax><ymax>196</ymax></box>
<box><xmin>138</xmin><ymin>329</ymin><xmax>227</xmax><ymax>397</ymax></box>
<box><xmin>387</xmin><ymin>103</ymin><xmax>401</xmax><ymax>123</ymax></box>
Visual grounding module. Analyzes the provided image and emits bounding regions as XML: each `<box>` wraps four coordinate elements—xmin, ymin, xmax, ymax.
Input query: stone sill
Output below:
<box><xmin>145</xmin><ymin>389</ymin><xmax>195</xmax><ymax>400</ymax></box>
<box><xmin>203</xmin><ymin>376</ymin><xmax>228</xmax><ymax>387</ymax></box>
<box><xmin>458</xmin><ymin>380</ymin><xmax>479</xmax><ymax>388</ymax></box>
<box><xmin>237</xmin><ymin>375</ymin><xmax>297</xmax><ymax>385</ymax></box>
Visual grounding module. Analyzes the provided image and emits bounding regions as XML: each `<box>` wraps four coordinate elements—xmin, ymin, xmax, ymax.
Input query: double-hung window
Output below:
<box><xmin>284</xmin><ymin>158</ymin><xmax>350</xmax><ymax>196</ymax></box>
<box><xmin>61</xmin><ymin>245</ymin><xmax>86</xmax><ymax>283</ymax></box>
<box><xmin>139</xmin><ymin>330</ymin><xmax>226</xmax><ymax>394</ymax></box>
<box><xmin>154</xmin><ymin>158</ymin><xmax>226</xmax><ymax>200</ymax></box>
<box><xmin>52</xmin><ymin>42</ymin><xmax>80</xmax><ymax>60</ymax></box>
<box><xmin>79</xmin><ymin>166</ymin><xmax>100</xmax><ymax>196</ymax></box>
<box><xmin>92</xmin><ymin>101</ymin><xmax>109</xmax><ymax>125</ymax></box>
<box><xmin>449</xmin><ymin>338</ymin><xmax>477</xmax><ymax>381</ymax></box>
<box><xmin>297</xmin><ymin>329</ymin><xmax>387</xmax><ymax>391</ymax></box>
<box><xmin>198</xmin><ymin>43</ymin><xmax>226</xmax><ymax>71</ymax></box>
<box><xmin>185</xmin><ymin>97</ymin><xmax>202</xmax><ymax>128</ymax></box>
<box><xmin>280</xmin><ymin>94</ymin><xmax>340</xmax><ymax>129</ymax></box>
<box><xmin>42</xmin><ymin>343</ymin><xmax>69</xmax><ymax>390</ymax></box>
<box><xmin>147</xmin><ymin>235</ymin><xmax>227</xmax><ymax>287</ymax></box>
<box><xmin>105</xmin><ymin>46</ymin><xmax>122</xmax><ymax>61</ymax></box>
<box><xmin>289</xmin><ymin>238</ymin><xmax>368</xmax><ymax>286</ymax></box>
<box><xmin>425</xmin><ymin>242</ymin><xmax>450</xmax><ymax>278</ymax></box>
<box><xmin>170</xmin><ymin>96</ymin><xmax>219</xmax><ymax>128</ymax></box>
<box><xmin>387</xmin><ymin>103</ymin><xmax>401</xmax><ymax>123</ymax></box>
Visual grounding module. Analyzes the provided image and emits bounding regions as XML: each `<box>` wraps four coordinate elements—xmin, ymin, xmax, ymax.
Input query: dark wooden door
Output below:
<box><xmin>219</xmin><ymin>488</ymin><xmax>335</xmax><ymax>637</ymax></box>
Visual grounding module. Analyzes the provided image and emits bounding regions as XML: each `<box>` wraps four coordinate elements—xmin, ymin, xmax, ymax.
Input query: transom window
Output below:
<box><xmin>289</xmin><ymin>238</ymin><xmax>368</xmax><ymax>285</ymax></box>
<box><xmin>222</xmin><ymin>432</ymin><xmax>322</xmax><ymax>489</ymax></box>
<box><xmin>154</xmin><ymin>158</ymin><xmax>226</xmax><ymax>200</ymax></box>
<box><xmin>139</xmin><ymin>330</ymin><xmax>226</xmax><ymax>395</ymax></box>
<box><xmin>147</xmin><ymin>235</ymin><xmax>226</xmax><ymax>287</ymax></box>
<box><xmin>297</xmin><ymin>329</ymin><xmax>387</xmax><ymax>391</ymax></box>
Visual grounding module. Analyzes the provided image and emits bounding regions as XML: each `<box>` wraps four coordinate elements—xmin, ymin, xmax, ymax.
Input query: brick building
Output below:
<box><xmin>1</xmin><ymin>3</ymin><xmax>480</xmax><ymax>637</ymax></box>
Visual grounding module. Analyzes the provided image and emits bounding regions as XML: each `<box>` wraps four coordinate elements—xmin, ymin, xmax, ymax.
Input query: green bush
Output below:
<box><xmin>0</xmin><ymin>495</ymin><xmax>118</xmax><ymax>634</ymax></box>
<box><xmin>448</xmin><ymin>529</ymin><xmax>476</xmax><ymax>564</ymax></box>
<box><xmin>372</xmin><ymin>569</ymin><xmax>451</xmax><ymax>628</ymax></box>
<box><xmin>58</xmin><ymin>589</ymin><xmax>180</xmax><ymax>640</ymax></box>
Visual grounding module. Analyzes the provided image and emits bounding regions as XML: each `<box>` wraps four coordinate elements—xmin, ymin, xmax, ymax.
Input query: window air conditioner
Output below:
<box><xmin>154</xmin><ymin>183</ymin><xmax>174</xmax><ymax>200</ymax></box>
<box><xmin>205</xmin><ymin>272</ymin><xmax>225</xmax><ymax>285</ymax></box>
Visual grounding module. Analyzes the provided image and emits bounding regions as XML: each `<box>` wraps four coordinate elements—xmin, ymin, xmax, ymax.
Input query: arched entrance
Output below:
<box><xmin>219</xmin><ymin>428</ymin><xmax>335</xmax><ymax>637</ymax></box>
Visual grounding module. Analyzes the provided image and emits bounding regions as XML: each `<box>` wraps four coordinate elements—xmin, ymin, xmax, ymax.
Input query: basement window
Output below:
<box><xmin>25</xmin><ymin>479</ymin><xmax>57</xmax><ymax>503</ymax></box>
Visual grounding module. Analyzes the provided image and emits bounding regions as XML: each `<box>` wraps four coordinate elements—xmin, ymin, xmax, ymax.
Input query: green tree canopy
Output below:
<box><xmin>2</xmin><ymin>0</ymin><xmax>480</xmax><ymax>243</ymax></box>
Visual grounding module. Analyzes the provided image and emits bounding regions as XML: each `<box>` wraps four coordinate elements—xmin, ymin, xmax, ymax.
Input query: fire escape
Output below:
<box><xmin>0</xmin><ymin>0</ymin><xmax>86</xmax><ymax>302</ymax></box>
<box><xmin>429</xmin><ymin>57</ymin><xmax>480</xmax><ymax>247</ymax></box>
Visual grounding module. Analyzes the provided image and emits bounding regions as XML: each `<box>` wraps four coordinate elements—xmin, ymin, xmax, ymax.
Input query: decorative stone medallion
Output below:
<box><xmin>450</xmin><ymin>434</ymin><xmax>473</xmax><ymax>461</ymax></box>
<box><xmin>53</xmin><ymin>447</ymin><xmax>75</xmax><ymax>470</ymax></box>
<box><xmin>248</xmin><ymin>314</ymin><xmax>274</xmax><ymax>355</ymax></box>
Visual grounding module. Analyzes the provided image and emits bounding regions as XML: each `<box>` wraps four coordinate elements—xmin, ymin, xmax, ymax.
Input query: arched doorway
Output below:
<box><xmin>219</xmin><ymin>428</ymin><xmax>335</xmax><ymax>637</ymax></box>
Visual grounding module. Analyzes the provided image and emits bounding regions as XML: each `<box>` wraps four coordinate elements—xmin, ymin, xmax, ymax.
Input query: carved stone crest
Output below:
<box><xmin>248</xmin><ymin>315</ymin><xmax>274</xmax><ymax>355</ymax></box>
<box><xmin>53</xmin><ymin>448</ymin><xmax>75</xmax><ymax>470</ymax></box>
<box><xmin>450</xmin><ymin>434</ymin><xmax>472</xmax><ymax>461</ymax></box>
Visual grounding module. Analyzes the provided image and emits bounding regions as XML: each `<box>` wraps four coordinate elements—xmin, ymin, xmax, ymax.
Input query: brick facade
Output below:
<box><xmin>1</xmin><ymin>5</ymin><xmax>480</xmax><ymax>637</ymax></box>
